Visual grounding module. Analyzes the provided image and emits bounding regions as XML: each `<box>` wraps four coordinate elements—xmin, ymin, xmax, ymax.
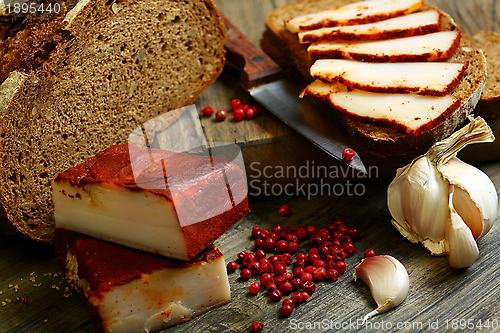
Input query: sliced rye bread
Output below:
<box><xmin>461</xmin><ymin>30</ymin><xmax>500</xmax><ymax>119</ymax></box>
<box><xmin>0</xmin><ymin>0</ymin><xmax>227</xmax><ymax>242</ymax></box>
<box><xmin>261</xmin><ymin>0</ymin><xmax>486</xmax><ymax>157</ymax></box>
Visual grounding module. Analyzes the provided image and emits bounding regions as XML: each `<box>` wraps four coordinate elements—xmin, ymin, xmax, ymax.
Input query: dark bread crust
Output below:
<box><xmin>261</xmin><ymin>0</ymin><xmax>486</xmax><ymax>157</ymax></box>
<box><xmin>0</xmin><ymin>0</ymin><xmax>227</xmax><ymax>241</ymax></box>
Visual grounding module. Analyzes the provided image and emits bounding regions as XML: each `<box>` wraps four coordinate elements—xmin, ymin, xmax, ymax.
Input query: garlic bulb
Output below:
<box><xmin>353</xmin><ymin>255</ymin><xmax>410</xmax><ymax>322</ymax></box>
<box><xmin>388</xmin><ymin>116</ymin><xmax>498</xmax><ymax>268</ymax></box>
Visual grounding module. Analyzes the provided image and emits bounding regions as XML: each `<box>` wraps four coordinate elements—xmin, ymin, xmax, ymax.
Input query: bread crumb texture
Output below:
<box><xmin>0</xmin><ymin>0</ymin><xmax>227</xmax><ymax>241</ymax></box>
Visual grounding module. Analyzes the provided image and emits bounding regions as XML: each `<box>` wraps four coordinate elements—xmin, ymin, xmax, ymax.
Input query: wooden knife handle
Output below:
<box><xmin>222</xmin><ymin>15</ymin><xmax>282</xmax><ymax>89</ymax></box>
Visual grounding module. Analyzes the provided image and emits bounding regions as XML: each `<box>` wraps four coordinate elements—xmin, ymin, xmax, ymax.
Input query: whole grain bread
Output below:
<box><xmin>461</xmin><ymin>30</ymin><xmax>500</xmax><ymax>119</ymax></box>
<box><xmin>0</xmin><ymin>0</ymin><xmax>227</xmax><ymax>242</ymax></box>
<box><xmin>261</xmin><ymin>0</ymin><xmax>486</xmax><ymax>157</ymax></box>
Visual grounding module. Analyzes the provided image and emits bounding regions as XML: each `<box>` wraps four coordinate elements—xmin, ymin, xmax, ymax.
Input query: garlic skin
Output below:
<box><xmin>354</xmin><ymin>255</ymin><xmax>410</xmax><ymax>321</ymax></box>
<box><xmin>388</xmin><ymin>117</ymin><xmax>497</xmax><ymax>267</ymax></box>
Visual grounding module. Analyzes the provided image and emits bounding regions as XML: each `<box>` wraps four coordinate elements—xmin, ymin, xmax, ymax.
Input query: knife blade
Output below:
<box><xmin>222</xmin><ymin>16</ymin><xmax>367</xmax><ymax>175</ymax></box>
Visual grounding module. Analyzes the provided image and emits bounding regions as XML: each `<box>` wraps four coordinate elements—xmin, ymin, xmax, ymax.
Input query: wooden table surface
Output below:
<box><xmin>2</xmin><ymin>0</ymin><xmax>500</xmax><ymax>332</ymax></box>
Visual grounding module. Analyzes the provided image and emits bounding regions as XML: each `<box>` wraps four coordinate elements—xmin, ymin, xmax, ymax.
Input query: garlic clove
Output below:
<box><xmin>445</xmin><ymin>186</ymin><xmax>480</xmax><ymax>269</ymax></box>
<box><xmin>439</xmin><ymin>157</ymin><xmax>498</xmax><ymax>240</ymax></box>
<box><xmin>354</xmin><ymin>255</ymin><xmax>410</xmax><ymax>322</ymax></box>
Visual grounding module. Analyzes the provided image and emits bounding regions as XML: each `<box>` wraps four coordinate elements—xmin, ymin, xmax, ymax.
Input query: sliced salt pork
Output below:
<box><xmin>308</xmin><ymin>30</ymin><xmax>461</xmax><ymax>62</ymax></box>
<box><xmin>310</xmin><ymin>59</ymin><xmax>466</xmax><ymax>96</ymax></box>
<box><xmin>301</xmin><ymin>80</ymin><xmax>460</xmax><ymax>136</ymax></box>
<box><xmin>299</xmin><ymin>10</ymin><xmax>441</xmax><ymax>44</ymax></box>
<box><xmin>285</xmin><ymin>0</ymin><xmax>423</xmax><ymax>33</ymax></box>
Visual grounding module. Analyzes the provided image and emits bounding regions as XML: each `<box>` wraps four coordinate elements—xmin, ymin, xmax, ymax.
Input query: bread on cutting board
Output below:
<box><xmin>261</xmin><ymin>0</ymin><xmax>487</xmax><ymax>157</ymax></box>
<box><xmin>0</xmin><ymin>0</ymin><xmax>227</xmax><ymax>242</ymax></box>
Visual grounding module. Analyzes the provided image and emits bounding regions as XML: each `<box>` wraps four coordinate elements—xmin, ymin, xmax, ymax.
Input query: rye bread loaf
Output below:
<box><xmin>0</xmin><ymin>0</ymin><xmax>227</xmax><ymax>242</ymax></box>
<box><xmin>461</xmin><ymin>30</ymin><xmax>500</xmax><ymax>119</ymax></box>
<box><xmin>261</xmin><ymin>0</ymin><xmax>486</xmax><ymax>157</ymax></box>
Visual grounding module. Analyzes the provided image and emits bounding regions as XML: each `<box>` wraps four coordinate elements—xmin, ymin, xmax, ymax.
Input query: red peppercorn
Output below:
<box><xmin>230</xmin><ymin>99</ymin><xmax>242</xmax><ymax>109</ymax></box>
<box><xmin>237</xmin><ymin>251</ymin><xmax>248</xmax><ymax>261</ymax></box>
<box><xmin>296</xmin><ymin>253</ymin><xmax>307</xmax><ymax>261</ymax></box>
<box><xmin>215</xmin><ymin>109</ymin><xmax>227</xmax><ymax>121</ymax></box>
<box><xmin>335</xmin><ymin>261</ymin><xmax>347</xmax><ymax>274</ymax></box>
<box><xmin>249</xmin><ymin>282</ymin><xmax>260</xmax><ymax>295</ymax></box>
<box><xmin>259</xmin><ymin>229</ymin><xmax>270</xmax><ymax>239</ymax></box>
<box><xmin>293</xmin><ymin>267</ymin><xmax>305</xmax><ymax>278</ymax></box>
<box><xmin>256</xmin><ymin>250</ymin><xmax>266</xmax><ymax>260</ymax></box>
<box><xmin>326</xmin><ymin>260</ymin><xmax>336</xmax><ymax>270</ymax></box>
<box><xmin>260</xmin><ymin>273</ymin><xmax>274</xmax><ymax>287</ymax></box>
<box><xmin>251</xmin><ymin>226</ymin><xmax>261</xmax><ymax>239</ymax></box>
<box><xmin>327</xmin><ymin>223</ymin><xmax>338</xmax><ymax>233</ymax></box>
<box><xmin>280</xmin><ymin>253</ymin><xmax>293</xmax><ymax>265</ymax></box>
<box><xmin>266</xmin><ymin>283</ymin><xmax>277</xmax><ymax>294</ymax></box>
<box><xmin>293</xmin><ymin>257</ymin><xmax>306</xmax><ymax>268</ymax></box>
<box><xmin>334</xmin><ymin>219</ymin><xmax>346</xmax><ymax>227</ymax></box>
<box><xmin>274</xmin><ymin>263</ymin><xmax>287</xmax><ymax>276</ymax></box>
<box><xmin>304</xmin><ymin>266</ymin><xmax>316</xmax><ymax>275</ymax></box>
<box><xmin>240</xmin><ymin>269</ymin><xmax>251</xmax><ymax>280</ymax></box>
<box><xmin>291</xmin><ymin>278</ymin><xmax>303</xmax><ymax>290</ymax></box>
<box><xmin>342</xmin><ymin>148</ymin><xmax>355</xmax><ymax>161</ymax></box>
<box><xmin>287</xmin><ymin>241</ymin><xmax>299</xmax><ymax>254</ymax></box>
<box><xmin>313</xmin><ymin>267</ymin><xmax>327</xmax><ymax>281</ymax></box>
<box><xmin>270</xmin><ymin>290</ymin><xmax>282</xmax><ymax>302</ymax></box>
<box><xmin>302</xmin><ymin>280</ymin><xmax>316</xmax><ymax>293</ymax></box>
<box><xmin>291</xmin><ymin>291</ymin><xmax>303</xmax><ymax>304</ymax></box>
<box><xmin>307</xmin><ymin>253</ymin><xmax>320</xmax><ymax>264</ymax></box>
<box><xmin>251</xmin><ymin>106</ymin><xmax>260</xmax><ymax>117</ymax></box>
<box><xmin>226</xmin><ymin>261</ymin><xmax>238</xmax><ymax>273</ymax></box>
<box><xmin>259</xmin><ymin>263</ymin><xmax>274</xmax><ymax>274</ymax></box>
<box><xmin>301</xmin><ymin>291</ymin><xmax>310</xmax><ymax>302</ymax></box>
<box><xmin>263</xmin><ymin>238</ymin><xmax>276</xmax><ymax>252</ymax></box>
<box><xmin>313</xmin><ymin>260</ymin><xmax>326</xmax><ymax>268</ymax></box>
<box><xmin>344</xmin><ymin>243</ymin><xmax>356</xmax><ymax>256</ymax></box>
<box><xmin>248</xmin><ymin>261</ymin><xmax>261</xmax><ymax>275</ymax></box>
<box><xmin>268</xmin><ymin>255</ymin><xmax>281</xmax><ymax>265</ymax></box>
<box><xmin>276</xmin><ymin>240</ymin><xmax>288</xmax><ymax>253</ymax></box>
<box><xmin>242</xmin><ymin>253</ymin><xmax>256</xmax><ymax>267</ymax></box>
<box><xmin>283</xmin><ymin>272</ymin><xmax>293</xmax><ymax>281</ymax></box>
<box><xmin>310</xmin><ymin>234</ymin><xmax>323</xmax><ymax>247</ymax></box>
<box><xmin>280</xmin><ymin>281</ymin><xmax>293</xmax><ymax>295</ymax></box>
<box><xmin>342</xmin><ymin>236</ymin><xmax>352</xmax><ymax>245</ymax></box>
<box><xmin>332</xmin><ymin>239</ymin><xmax>342</xmax><ymax>249</ymax></box>
<box><xmin>280</xmin><ymin>304</ymin><xmax>294</xmax><ymax>317</ymax></box>
<box><xmin>254</xmin><ymin>238</ymin><xmax>264</xmax><ymax>250</ymax></box>
<box><xmin>251</xmin><ymin>321</ymin><xmax>264</xmax><ymax>333</ymax></box>
<box><xmin>325</xmin><ymin>254</ymin><xmax>335</xmax><ymax>263</ymax></box>
<box><xmin>268</xmin><ymin>232</ymin><xmax>279</xmax><ymax>242</ymax></box>
<box><xmin>327</xmin><ymin>268</ymin><xmax>340</xmax><ymax>281</ymax></box>
<box><xmin>294</xmin><ymin>227</ymin><xmax>308</xmax><ymax>241</ymax></box>
<box><xmin>306</xmin><ymin>225</ymin><xmax>317</xmax><ymax>237</ymax></box>
<box><xmin>320</xmin><ymin>246</ymin><xmax>331</xmax><ymax>257</ymax></box>
<box><xmin>318</xmin><ymin>228</ymin><xmax>330</xmax><ymax>236</ymax></box>
<box><xmin>202</xmin><ymin>106</ymin><xmax>214</xmax><ymax>116</ymax></box>
<box><xmin>300</xmin><ymin>272</ymin><xmax>313</xmax><ymax>282</ymax></box>
<box><xmin>278</xmin><ymin>204</ymin><xmax>291</xmax><ymax>216</ymax></box>
<box><xmin>364</xmin><ymin>248</ymin><xmax>376</xmax><ymax>257</ymax></box>
<box><xmin>285</xmin><ymin>234</ymin><xmax>298</xmax><ymax>244</ymax></box>
<box><xmin>258</xmin><ymin>257</ymin><xmax>270</xmax><ymax>265</ymax></box>
<box><xmin>284</xmin><ymin>226</ymin><xmax>295</xmax><ymax>234</ymax></box>
<box><xmin>274</xmin><ymin>276</ymin><xmax>287</xmax><ymax>287</ymax></box>
<box><xmin>332</xmin><ymin>231</ymin><xmax>344</xmax><ymax>241</ymax></box>
<box><xmin>282</xmin><ymin>298</ymin><xmax>295</xmax><ymax>307</ymax></box>
<box><xmin>346</xmin><ymin>227</ymin><xmax>360</xmax><ymax>240</ymax></box>
<box><xmin>337</xmin><ymin>225</ymin><xmax>349</xmax><ymax>234</ymax></box>
<box><xmin>271</xmin><ymin>224</ymin><xmax>283</xmax><ymax>234</ymax></box>
<box><xmin>245</xmin><ymin>107</ymin><xmax>257</xmax><ymax>119</ymax></box>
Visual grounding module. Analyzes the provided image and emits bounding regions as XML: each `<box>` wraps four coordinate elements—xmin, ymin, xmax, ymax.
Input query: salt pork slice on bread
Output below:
<box><xmin>301</xmin><ymin>80</ymin><xmax>459</xmax><ymax>136</ymax></box>
<box><xmin>299</xmin><ymin>10</ymin><xmax>442</xmax><ymax>44</ymax></box>
<box><xmin>310</xmin><ymin>60</ymin><xmax>466</xmax><ymax>96</ymax></box>
<box><xmin>285</xmin><ymin>0</ymin><xmax>424</xmax><ymax>33</ymax></box>
<box><xmin>308</xmin><ymin>30</ymin><xmax>461</xmax><ymax>62</ymax></box>
<box><xmin>55</xmin><ymin>230</ymin><xmax>231</xmax><ymax>333</ymax></box>
<box><xmin>52</xmin><ymin>143</ymin><xmax>249</xmax><ymax>261</ymax></box>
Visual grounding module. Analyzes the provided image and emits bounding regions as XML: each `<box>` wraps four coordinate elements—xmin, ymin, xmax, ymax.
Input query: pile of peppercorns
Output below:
<box><xmin>226</xmin><ymin>208</ymin><xmax>360</xmax><ymax>332</ymax></box>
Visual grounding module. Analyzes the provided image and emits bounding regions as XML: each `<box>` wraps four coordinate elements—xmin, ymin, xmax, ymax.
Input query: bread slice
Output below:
<box><xmin>261</xmin><ymin>0</ymin><xmax>486</xmax><ymax>156</ymax></box>
<box><xmin>0</xmin><ymin>0</ymin><xmax>227</xmax><ymax>242</ymax></box>
<box><xmin>461</xmin><ymin>30</ymin><xmax>500</xmax><ymax>119</ymax></box>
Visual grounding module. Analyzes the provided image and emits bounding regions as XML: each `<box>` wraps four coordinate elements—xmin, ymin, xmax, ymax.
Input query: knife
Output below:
<box><xmin>222</xmin><ymin>16</ymin><xmax>367</xmax><ymax>175</ymax></box>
